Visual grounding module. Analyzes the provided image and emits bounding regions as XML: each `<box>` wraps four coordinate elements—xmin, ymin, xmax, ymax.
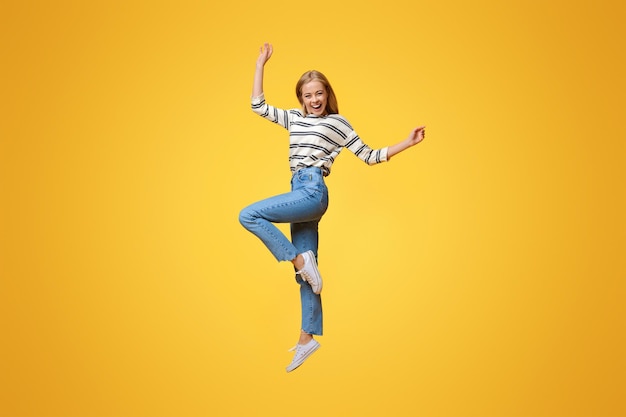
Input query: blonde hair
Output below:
<box><xmin>295</xmin><ymin>70</ymin><xmax>339</xmax><ymax>115</ymax></box>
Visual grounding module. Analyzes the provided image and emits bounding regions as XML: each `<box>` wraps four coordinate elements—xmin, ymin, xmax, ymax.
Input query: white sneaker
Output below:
<box><xmin>296</xmin><ymin>250</ymin><xmax>323</xmax><ymax>294</ymax></box>
<box><xmin>286</xmin><ymin>339</ymin><xmax>321</xmax><ymax>372</ymax></box>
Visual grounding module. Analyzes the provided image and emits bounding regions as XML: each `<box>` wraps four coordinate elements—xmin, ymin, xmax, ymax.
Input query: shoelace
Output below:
<box><xmin>288</xmin><ymin>344</ymin><xmax>308</xmax><ymax>355</ymax></box>
<box><xmin>296</xmin><ymin>270</ymin><xmax>314</xmax><ymax>285</ymax></box>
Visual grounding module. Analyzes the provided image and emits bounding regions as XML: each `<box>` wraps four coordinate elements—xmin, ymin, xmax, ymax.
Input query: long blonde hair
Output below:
<box><xmin>295</xmin><ymin>70</ymin><xmax>339</xmax><ymax>115</ymax></box>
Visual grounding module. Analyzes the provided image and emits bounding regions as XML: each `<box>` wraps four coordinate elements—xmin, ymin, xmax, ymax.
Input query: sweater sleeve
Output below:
<box><xmin>251</xmin><ymin>93</ymin><xmax>291</xmax><ymax>130</ymax></box>
<box><xmin>334</xmin><ymin>116</ymin><xmax>388</xmax><ymax>165</ymax></box>
<box><xmin>345</xmin><ymin>131</ymin><xmax>389</xmax><ymax>165</ymax></box>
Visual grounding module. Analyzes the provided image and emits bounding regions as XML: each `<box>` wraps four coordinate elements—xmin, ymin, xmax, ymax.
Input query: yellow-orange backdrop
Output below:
<box><xmin>1</xmin><ymin>1</ymin><xmax>625</xmax><ymax>416</ymax></box>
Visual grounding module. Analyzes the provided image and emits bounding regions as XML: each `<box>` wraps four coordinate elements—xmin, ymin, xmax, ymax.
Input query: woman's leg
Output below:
<box><xmin>286</xmin><ymin>221</ymin><xmax>324</xmax><ymax>372</ymax></box>
<box><xmin>239</xmin><ymin>187</ymin><xmax>326</xmax><ymax>263</ymax></box>
<box><xmin>291</xmin><ymin>220</ymin><xmax>323</xmax><ymax>337</ymax></box>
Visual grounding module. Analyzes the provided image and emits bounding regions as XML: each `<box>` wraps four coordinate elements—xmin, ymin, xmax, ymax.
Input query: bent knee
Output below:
<box><xmin>238</xmin><ymin>207</ymin><xmax>255</xmax><ymax>228</ymax></box>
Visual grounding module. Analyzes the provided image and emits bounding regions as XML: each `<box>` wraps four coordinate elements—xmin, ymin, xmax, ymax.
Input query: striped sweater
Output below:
<box><xmin>251</xmin><ymin>94</ymin><xmax>388</xmax><ymax>176</ymax></box>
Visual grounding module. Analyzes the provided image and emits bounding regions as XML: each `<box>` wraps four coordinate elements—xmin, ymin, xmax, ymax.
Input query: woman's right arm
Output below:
<box><xmin>252</xmin><ymin>43</ymin><xmax>273</xmax><ymax>98</ymax></box>
<box><xmin>250</xmin><ymin>44</ymin><xmax>291</xmax><ymax>129</ymax></box>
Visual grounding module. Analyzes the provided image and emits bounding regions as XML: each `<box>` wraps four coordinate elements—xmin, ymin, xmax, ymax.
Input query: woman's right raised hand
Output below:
<box><xmin>256</xmin><ymin>43</ymin><xmax>273</xmax><ymax>68</ymax></box>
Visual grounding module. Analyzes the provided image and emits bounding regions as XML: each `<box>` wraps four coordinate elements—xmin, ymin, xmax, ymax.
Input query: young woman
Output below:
<box><xmin>239</xmin><ymin>43</ymin><xmax>425</xmax><ymax>372</ymax></box>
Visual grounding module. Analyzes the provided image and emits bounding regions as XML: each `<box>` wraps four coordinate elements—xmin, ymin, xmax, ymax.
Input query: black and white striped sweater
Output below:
<box><xmin>251</xmin><ymin>94</ymin><xmax>388</xmax><ymax>176</ymax></box>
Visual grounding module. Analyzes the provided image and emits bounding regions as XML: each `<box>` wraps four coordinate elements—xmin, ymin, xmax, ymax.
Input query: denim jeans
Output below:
<box><xmin>239</xmin><ymin>167</ymin><xmax>329</xmax><ymax>335</ymax></box>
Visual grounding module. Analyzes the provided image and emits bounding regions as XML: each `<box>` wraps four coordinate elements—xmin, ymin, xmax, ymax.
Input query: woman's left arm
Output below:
<box><xmin>386</xmin><ymin>126</ymin><xmax>426</xmax><ymax>160</ymax></box>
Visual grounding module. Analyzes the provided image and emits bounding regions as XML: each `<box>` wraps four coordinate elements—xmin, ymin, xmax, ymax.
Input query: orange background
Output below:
<box><xmin>1</xmin><ymin>1</ymin><xmax>625</xmax><ymax>416</ymax></box>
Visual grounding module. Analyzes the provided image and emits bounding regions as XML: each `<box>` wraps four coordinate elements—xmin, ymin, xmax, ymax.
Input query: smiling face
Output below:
<box><xmin>300</xmin><ymin>80</ymin><xmax>328</xmax><ymax>116</ymax></box>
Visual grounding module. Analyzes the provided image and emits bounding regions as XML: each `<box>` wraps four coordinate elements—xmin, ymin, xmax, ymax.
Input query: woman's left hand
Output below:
<box><xmin>385</xmin><ymin>126</ymin><xmax>426</xmax><ymax>160</ymax></box>
<box><xmin>407</xmin><ymin>126</ymin><xmax>426</xmax><ymax>146</ymax></box>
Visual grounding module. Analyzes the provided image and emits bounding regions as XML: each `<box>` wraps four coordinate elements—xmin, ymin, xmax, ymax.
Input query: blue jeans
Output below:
<box><xmin>239</xmin><ymin>167</ymin><xmax>329</xmax><ymax>335</ymax></box>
